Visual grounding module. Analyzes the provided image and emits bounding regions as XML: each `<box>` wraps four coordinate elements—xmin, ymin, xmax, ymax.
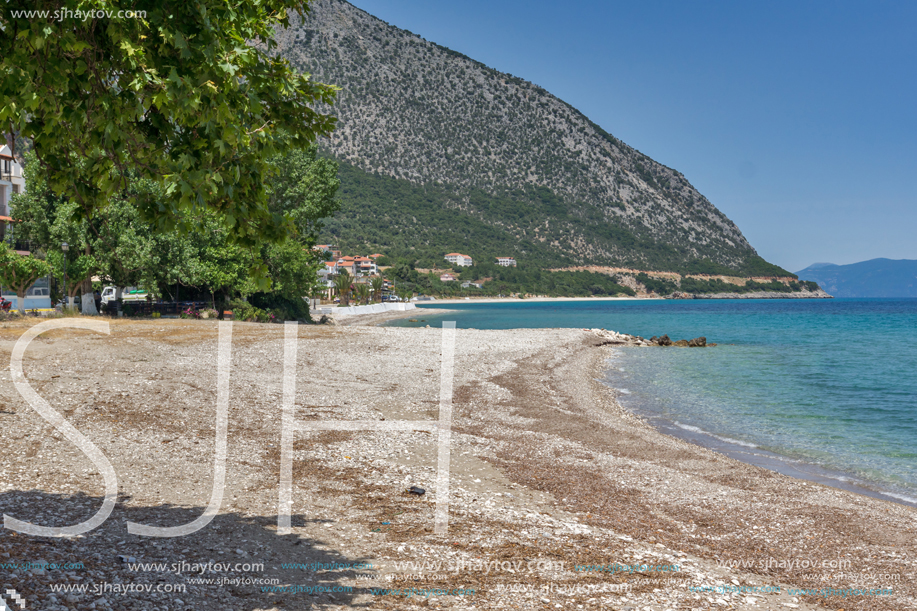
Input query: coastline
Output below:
<box><xmin>332</xmin><ymin>306</ymin><xmax>458</xmax><ymax>326</ymax></box>
<box><xmin>415</xmin><ymin>295</ymin><xmax>662</xmax><ymax>304</ymax></box>
<box><xmin>1</xmin><ymin>319</ymin><xmax>912</xmax><ymax>610</ymax></box>
<box><xmin>397</xmin><ymin>290</ymin><xmax>832</xmax><ymax>307</ymax></box>
<box><xmin>607</xmin><ymin>364</ymin><xmax>917</xmax><ymax>508</ymax></box>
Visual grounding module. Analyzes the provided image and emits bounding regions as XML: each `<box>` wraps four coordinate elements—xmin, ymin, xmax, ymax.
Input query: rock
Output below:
<box><xmin>654</xmin><ymin>334</ymin><xmax>672</xmax><ymax>346</ymax></box>
<box><xmin>673</xmin><ymin>340</ymin><xmax>689</xmax><ymax>347</ymax></box>
<box><xmin>687</xmin><ymin>337</ymin><xmax>707</xmax><ymax>347</ymax></box>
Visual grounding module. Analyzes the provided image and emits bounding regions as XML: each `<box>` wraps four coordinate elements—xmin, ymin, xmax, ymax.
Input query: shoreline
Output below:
<box><xmin>608</xmin><ymin>371</ymin><xmax>917</xmax><ymax>508</ymax></box>
<box><xmin>402</xmin><ymin>292</ymin><xmax>831</xmax><ymax>307</ymax></box>
<box><xmin>1</xmin><ymin>319</ymin><xmax>912</xmax><ymax>610</ymax></box>
<box><xmin>332</xmin><ymin>306</ymin><xmax>458</xmax><ymax>326</ymax></box>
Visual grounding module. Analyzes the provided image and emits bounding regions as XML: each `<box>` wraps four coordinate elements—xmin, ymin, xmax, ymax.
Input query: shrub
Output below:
<box><xmin>229</xmin><ymin>299</ymin><xmax>267</xmax><ymax>322</ymax></box>
<box><xmin>249</xmin><ymin>292</ymin><xmax>309</xmax><ymax>321</ymax></box>
<box><xmin>636</xmin><ymin>273</ymin><xmax>677</xmax><ymax>295</ymax></box>
<box><xmin>180</xmin><ymin>306</ymin><xmax>201</xmax><ymax>319</ymax></box>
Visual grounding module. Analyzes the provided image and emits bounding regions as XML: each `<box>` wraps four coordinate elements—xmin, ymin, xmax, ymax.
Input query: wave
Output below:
<box><xmin>672</xmin><ymin>421</ymin><xmax>759</xmax><ymax>448</ymax></box>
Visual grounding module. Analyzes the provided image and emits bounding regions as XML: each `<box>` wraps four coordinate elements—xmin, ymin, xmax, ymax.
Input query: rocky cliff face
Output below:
<box><xmin>273</xmin><ymin>0</ymin><xmax>783</xmax><ymax>273</ymax></box>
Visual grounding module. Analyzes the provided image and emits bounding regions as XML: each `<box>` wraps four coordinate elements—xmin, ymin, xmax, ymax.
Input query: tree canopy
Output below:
<box><xmin>10</xmin><ymin>144</ymin><xmax>341</xmax><ymax>319</ymax></box>
<box><xmin>0</xmin><ymin>0</ymin><xmax>336</xmax><ymax>251</ymax></box>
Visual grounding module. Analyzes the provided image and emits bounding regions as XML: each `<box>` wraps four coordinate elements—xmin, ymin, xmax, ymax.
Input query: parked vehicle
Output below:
<box><xmin>101</xmin><ymin>286</ymin><xmax>149</xmax><ymax>305</ymax></box>
<box><xmin>1</xmin><ymin>298</ymin><xmax>11</xmax><ymax>312</ymax></box>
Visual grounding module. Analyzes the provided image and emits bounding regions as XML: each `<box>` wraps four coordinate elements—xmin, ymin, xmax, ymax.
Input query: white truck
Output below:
<box><xmin>101</xmin><ymin>286</ymin><xmax>149</xmax><ymax>305</ymax></box>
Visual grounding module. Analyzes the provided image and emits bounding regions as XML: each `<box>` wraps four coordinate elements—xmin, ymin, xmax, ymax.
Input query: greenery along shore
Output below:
<box><xmin>381</xmin><ymin>262</ymin><xmax>820</xmax><ymax>299</ymax></box>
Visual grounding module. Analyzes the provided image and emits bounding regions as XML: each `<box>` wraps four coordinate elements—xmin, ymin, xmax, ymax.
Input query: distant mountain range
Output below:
<box><xmin>796</xmin><ymin>259</ymin><xmax>917</xmax><ymax>297</ymax></box>
<box><xmin>272</xmin><ymin>0</ymin><xmax>791</xmax><ymax>277</ymax></box>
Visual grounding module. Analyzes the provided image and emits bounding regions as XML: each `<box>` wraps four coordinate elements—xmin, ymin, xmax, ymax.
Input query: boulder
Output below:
<box><xmin>673</xmin><ymin>339</ymin><xmax>689</xmax><ymax>347</ymax></box>
<box><xmin>687</xmin><ymin>337</ymin><xmax>707</xmax><ymax>347</ymax></box>
<box><xmin>655</xmin><ymin>334</ymin><xmax>673</xmax><ymax>346</ymax></box>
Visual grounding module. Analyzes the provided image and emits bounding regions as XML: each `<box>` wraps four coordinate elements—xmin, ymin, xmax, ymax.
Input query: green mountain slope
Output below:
<box><xmin>275</xmin><ymin>0</ymin><xmax>790</xmax><ymax>276</ymax></box>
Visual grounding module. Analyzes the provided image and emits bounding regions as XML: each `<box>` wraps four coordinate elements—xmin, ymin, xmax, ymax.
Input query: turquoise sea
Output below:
<box><xmin>388</xmin><ymin>299</ymin><xmax>917</xmax><ymax>505</ymax></box>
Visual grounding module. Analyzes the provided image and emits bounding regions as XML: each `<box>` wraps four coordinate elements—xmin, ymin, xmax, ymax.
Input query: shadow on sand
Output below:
<box><xmin>0</xmin><ymin>490</ymin><xmax>378</xmax><ymax>610</ymax></box>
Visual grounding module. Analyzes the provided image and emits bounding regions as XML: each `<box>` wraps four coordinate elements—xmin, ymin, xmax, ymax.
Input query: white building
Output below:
<box><xmin>444</xmin><ymin>253</ymin><xmax>473</xmax><ymax>267</ymax></box>
<box><xmin>0</xmin><ymin>149</ymin><xmax>49</xmax><ymax>310</ymax></box>
<box><xmin>0</xmin><ymin>145</ymin><xmax>25</xmax><ymax>243</ymax></box>
<box><xmin>496</xmin><ymin>257</ymin><xmax>517</xmax><ymax>267</ymax></box>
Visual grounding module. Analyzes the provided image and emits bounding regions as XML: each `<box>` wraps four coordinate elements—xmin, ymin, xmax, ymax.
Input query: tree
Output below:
<box><xmin>0</xmin><ymin>0</ymin><xmax>337</xmax><ymax>258</ymax></box>
<box><xmin>10</xmin><ymin>144</ymin><xmax>341</xmax><ymax>318</ymax></box>
<box><xmin>332</xmin><ymin>271</ymin><xmax>352</xmax><ymax>306</ymax></box>
<box><xmin>370</xmin><ymin>276</ymin><xmax>384</xmax><ymax>302</ymax></box>
<box><xmin>46</xmin><ymin>251</ymin><xmax>96</xmax><ymax>307</ymax></box>
<box><xmin>0</xmin><ymin>244</ymin><xmax>51</xmax><ymax>314</ymax></box>
<box><xmin>354</xmin><ymin>283</ymin><xmax>370</xmax><ymax>305</ymax></box>
<box><xmin>250</xmin><ymin>146</ymin><xmax>341</xmax><ymax>317</ymax></box>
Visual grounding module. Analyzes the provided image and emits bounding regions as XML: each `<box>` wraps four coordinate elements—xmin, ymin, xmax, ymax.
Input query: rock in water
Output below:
<box><xmin>673</xmin><ymin>339</ymin><xmax>690</xmax><ymax>347</ymax></box>
<box><xmin>688</xmin><ymin>337</ymin><xmax>707</xmax><ymax>347</ymax></box>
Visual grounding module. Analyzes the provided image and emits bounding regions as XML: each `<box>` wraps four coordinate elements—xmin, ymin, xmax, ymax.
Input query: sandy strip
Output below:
<box><xmin>333</xmin><ymin>307</ymin><xmax>458</xmax><ymax>327</ymax></box>
<box><xmin>0</xmin><ymin>319</ymin><xmax>912</xmax><ymax>610</ymax></box>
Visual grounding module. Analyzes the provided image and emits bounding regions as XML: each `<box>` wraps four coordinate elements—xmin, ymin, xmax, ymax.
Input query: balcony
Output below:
<box><xmin>3</xmin><ymin>239</ymin><xmax>30</xmax><ymax>254</ymax></box>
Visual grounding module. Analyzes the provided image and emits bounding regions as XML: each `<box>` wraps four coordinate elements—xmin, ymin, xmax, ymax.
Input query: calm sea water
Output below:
<box><xmin>389</xmin><ymin>299</ymin><xmax>917</xmax><ymax>504</ymax></box>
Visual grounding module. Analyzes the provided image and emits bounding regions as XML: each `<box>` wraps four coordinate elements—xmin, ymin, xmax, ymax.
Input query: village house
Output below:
<box><xmin>496</xmin><ymin>257</ymin><xmax>517</xmax><ymax>267</ymax></box>
<box><xmin>0</xmin><ymin>144</ymin><xmax>25</xmax><ymax>244</ymax></box>
<box><xmin>440</xmin><ymin>273</ymin><xmax>457</xmax><ymax>282</ymax></box>
<box><xmin>354</xmin><ymin>256</ymin><xmax>377</xmax><ymax>275</ymax></box>
<box><xmin>445</xmin><ymin>252</ymin><xmax>473</xmax><ymax>267</ymax></box>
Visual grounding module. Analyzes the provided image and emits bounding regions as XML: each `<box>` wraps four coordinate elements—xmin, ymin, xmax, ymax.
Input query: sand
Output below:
<box><xmin>0</xmin><ymin>318</ymin><xmax>912</xmax><ymax>610</ymax></box>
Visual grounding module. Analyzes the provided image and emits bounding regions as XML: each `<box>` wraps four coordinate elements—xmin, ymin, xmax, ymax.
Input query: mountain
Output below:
<box><xmin>273</xmin><ymin>0</ymin><xmax>790</xmax><ymax>276</ymax></box>
<box><xmin>796</xmin><ymin>259</ymin><xmax>917</xmax><ymax>298</ymax></box>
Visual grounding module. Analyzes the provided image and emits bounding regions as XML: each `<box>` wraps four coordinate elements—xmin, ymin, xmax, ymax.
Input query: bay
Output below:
<box><xmin>389</xmin><ymin>298</ymin><xmax>917</xmax><ymax>504</ymax></box>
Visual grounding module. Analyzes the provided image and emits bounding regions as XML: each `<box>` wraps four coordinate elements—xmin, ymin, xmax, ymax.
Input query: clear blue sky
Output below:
<box><xmin>346</xmin><ymin>0</ymin><xmax>916</xmax><ymax>272</ymax></box>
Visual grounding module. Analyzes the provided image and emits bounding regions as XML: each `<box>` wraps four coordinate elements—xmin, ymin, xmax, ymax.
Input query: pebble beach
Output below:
<box><xmin>0</xmin><ymin>318</ymin><xmax>913</xmax><ymax>610</ymax></box>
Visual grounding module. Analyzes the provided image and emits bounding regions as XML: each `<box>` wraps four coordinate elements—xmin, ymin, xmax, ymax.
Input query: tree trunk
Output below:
<box><xmin>16</xmin><ymin>289</ymin><xmax>25</xmax><ymax>315</ymax></box>
<box><xmin>80</xmin><ymin>277</ymin><xmax>98</xmax><ymax>315</ymax></box>
<box><xmin>80</xmin><ymin>245</ymin><xmax>98</xmax><ymax>315</ymax></box>
<box><xmin>217</xmin><ymin>289</ymin><xmax>226</xmax><ymax>320</ymax></box>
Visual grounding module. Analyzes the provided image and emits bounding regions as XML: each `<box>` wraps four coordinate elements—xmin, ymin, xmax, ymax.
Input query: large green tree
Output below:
<box><xmin>0</xmin><ymin>0</ymin><xmax>336</xmax><ymax>257</ymax></box>
<box><xmin>11</xmin><ymin>144</ymin><xmax>340</xmax><ymax>317</ymax></box>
